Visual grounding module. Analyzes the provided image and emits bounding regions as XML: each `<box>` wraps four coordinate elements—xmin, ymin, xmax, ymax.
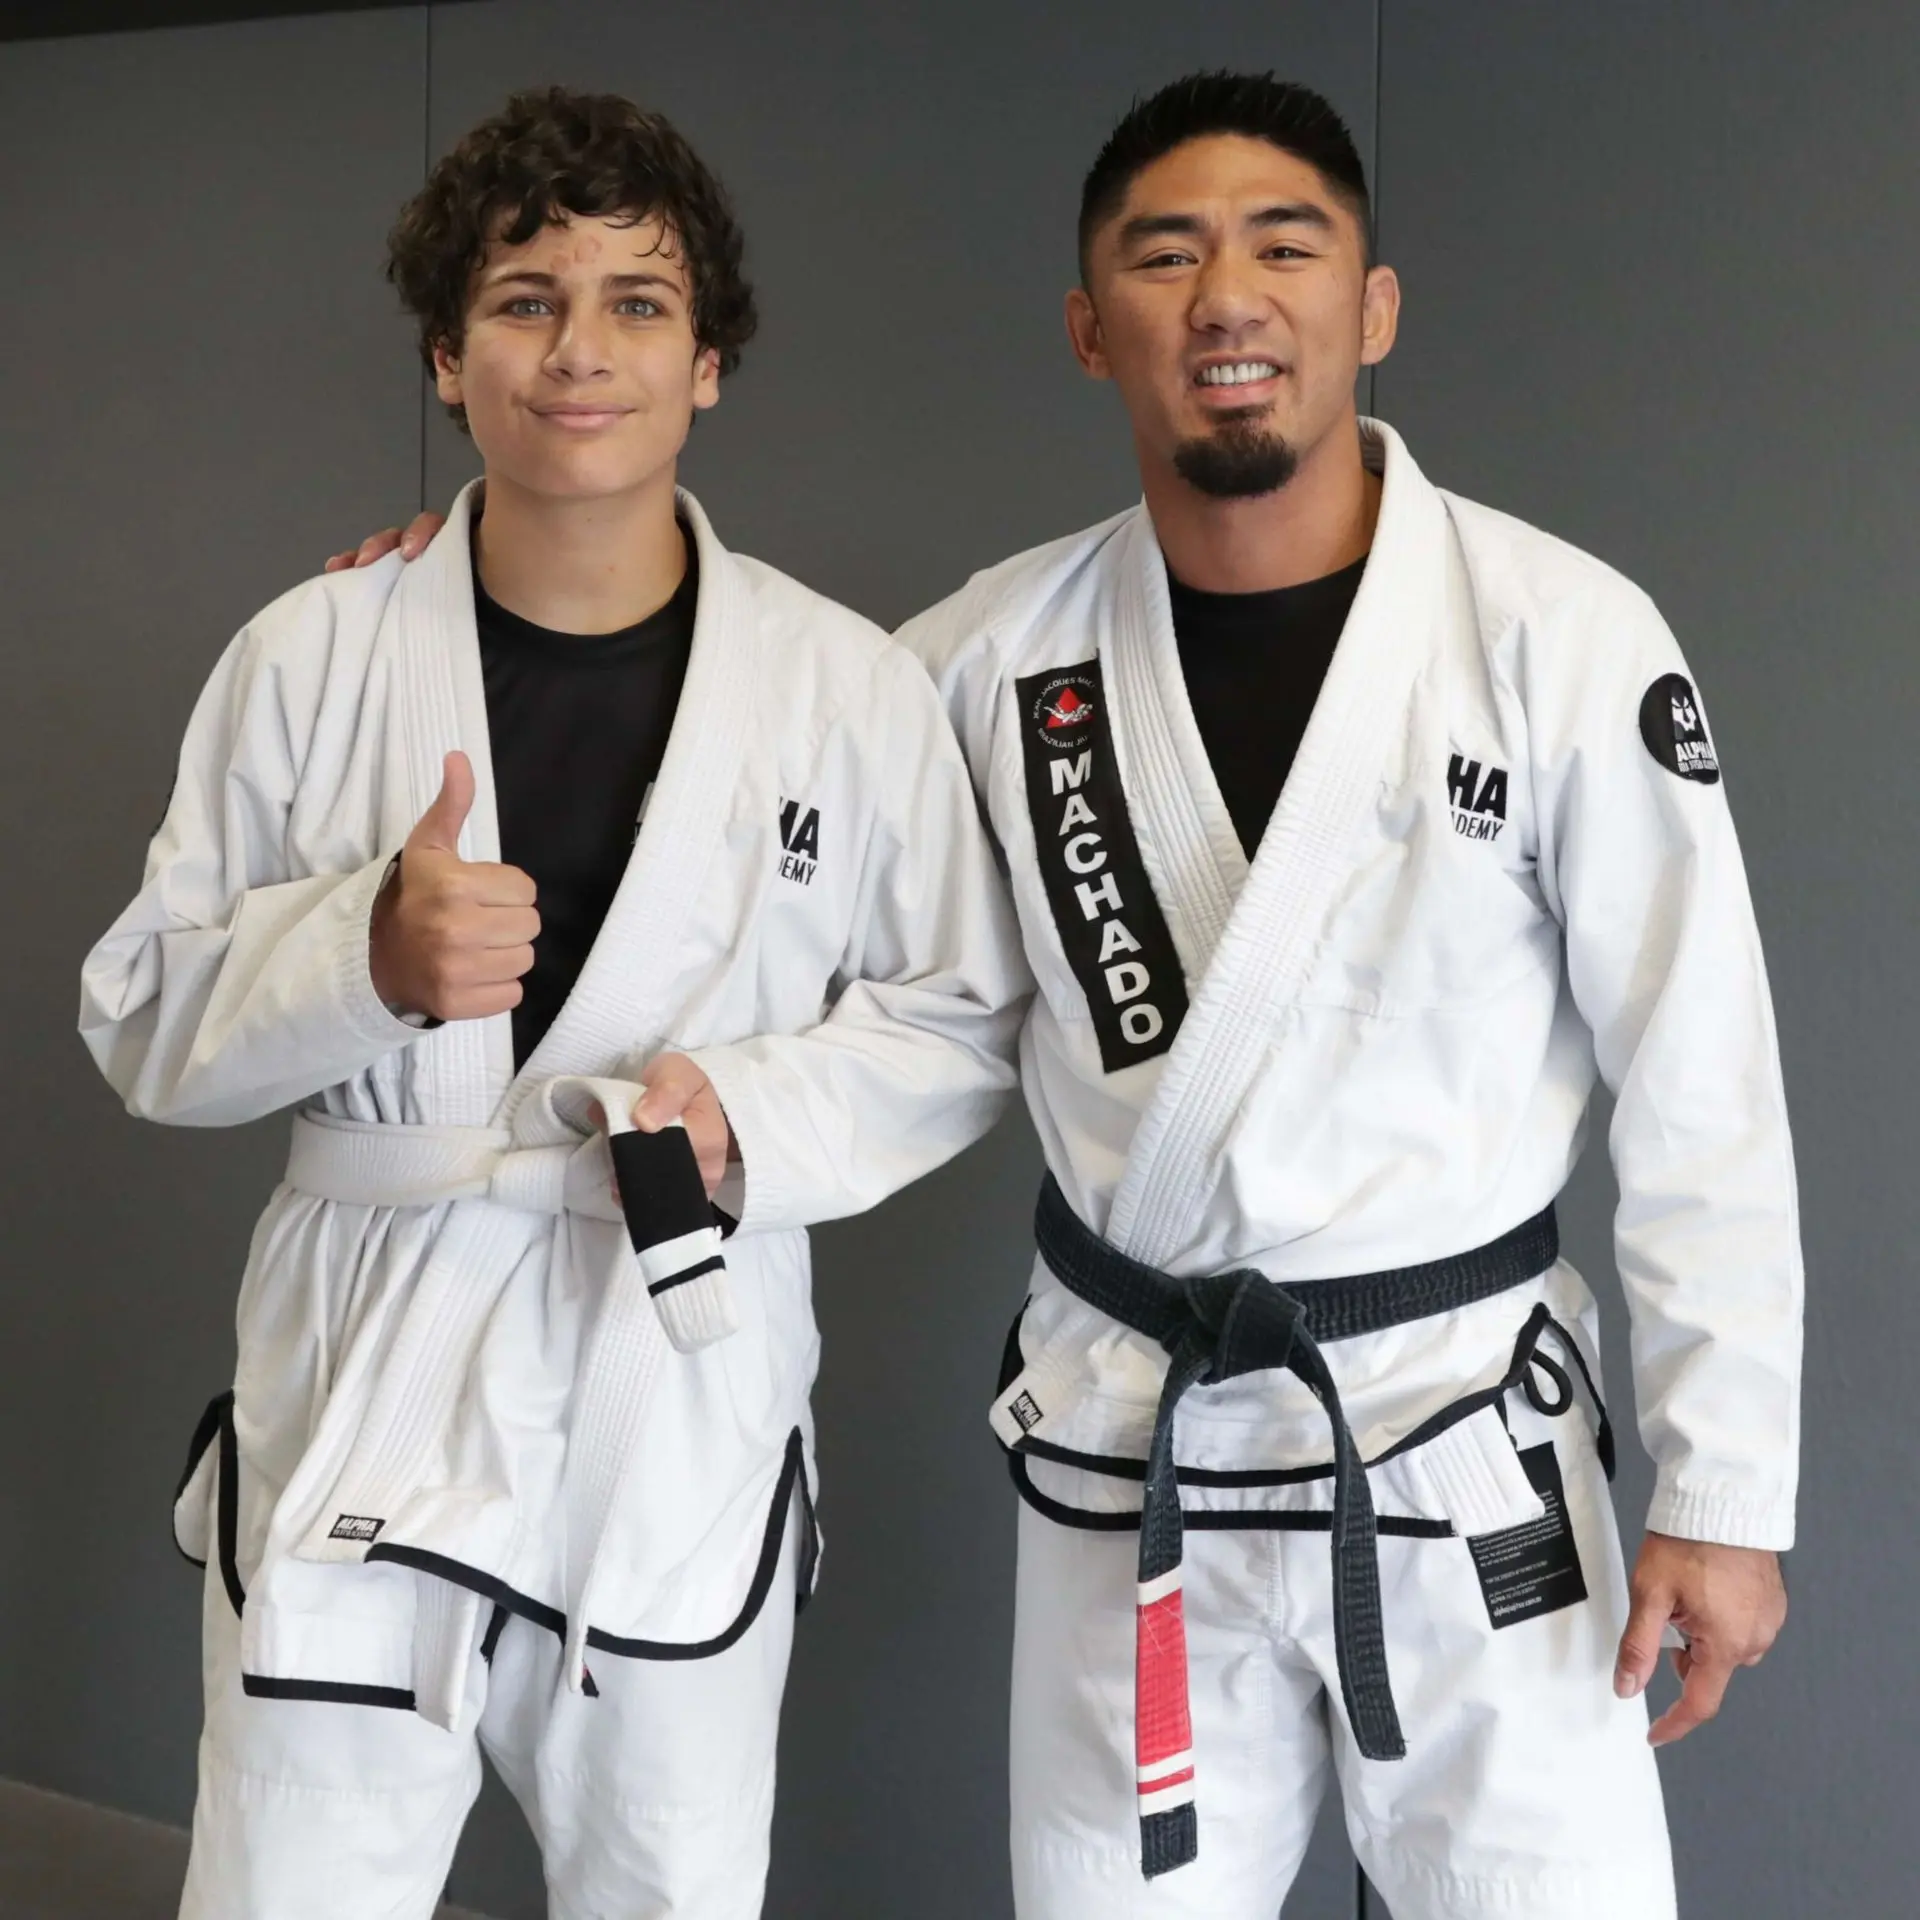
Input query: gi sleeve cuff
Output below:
<box><xmin>1645</xmin><ymin>1477</ymin><xmax>1796</xmax><ymax>1552</ymax></box>
<box><xmin>682</xmin><ymin>1042</ymin><xmax>796</xmax><ymax>1235</ymax></box>
<box><xmin>334</xmin><ymin>853</ymin><xmax>436</xmax><ymax>1047</ymax></box>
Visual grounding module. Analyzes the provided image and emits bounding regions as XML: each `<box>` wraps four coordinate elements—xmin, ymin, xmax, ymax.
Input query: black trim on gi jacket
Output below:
<box><xmin>176</xmin><ymin>1394</ymin><xmax>817</xmax><ymax>1706</ymax></box>
<box><xmin>997</xmin><ymin>1300</ymin><xmax>1613</xmax><ymax>1532</ymax></box>
<box><xmin>1014</xmin><ymin>660</ymin><xmax>1190</xmax><ymax>1074</ymax></box>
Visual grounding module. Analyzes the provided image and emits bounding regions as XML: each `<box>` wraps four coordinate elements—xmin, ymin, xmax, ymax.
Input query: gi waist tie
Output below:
<box><xmin>1031</xmin><ymin>1173</ymin><xmax>1558</xmax><ymax>1879</ymax></box>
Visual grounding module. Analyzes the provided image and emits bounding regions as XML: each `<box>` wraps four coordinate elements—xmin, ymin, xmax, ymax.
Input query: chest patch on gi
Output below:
<box><xmin>1015</xmin><ymin>663</ymin><xmax>1189</xmax><ymax>1073</ymax></box>
<box><xmin>777</xmin><ymin>796</ymin><xmax>821</xmax><ymax>886</ymax></box>
<box><xmin>328</xmin><ymin>1513</ymin><xmax>385</xmax><ymax>1545</ymax></box>
<box><xmin>1638</xmin><ymin>673</ymin><xmax>1720</xmax><ymax>784</ymax></box>
<box><xmin>1447</xmin><ymin>752</ymin><xmax>1509</xmax><ymax>842</ymax></box>
<box><xmin>1466</xmin><ymin>1442</ymin><xmax>1587</xmax><ymax>1629</ymax></box>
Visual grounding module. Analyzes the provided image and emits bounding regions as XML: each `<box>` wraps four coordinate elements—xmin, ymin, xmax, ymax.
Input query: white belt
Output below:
<box><xmin>281</xmin><ymin>1075</ymin><xmax>739</xmax><ymax>1723</ymax></box>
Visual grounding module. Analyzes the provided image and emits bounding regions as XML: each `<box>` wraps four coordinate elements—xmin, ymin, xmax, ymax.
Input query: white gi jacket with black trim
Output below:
<box><xmin>79</xmin><ymin>482</ymin><xmax>1030</xmax><ymax>1724</ymax></box>
<box><xmin>900</xmin><ymin>417</ymin><xmax>1802</xmax><ymax>1554</ymax></box>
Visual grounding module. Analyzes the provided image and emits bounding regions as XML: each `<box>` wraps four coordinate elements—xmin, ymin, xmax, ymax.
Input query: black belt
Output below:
<box><xmin>1030</xmin><ymin>1173</ymin><xmax>1559</xmax><ymax>1878</ymax></box>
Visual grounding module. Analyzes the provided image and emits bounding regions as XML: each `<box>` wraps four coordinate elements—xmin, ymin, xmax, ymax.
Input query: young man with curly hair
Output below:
<box><xmin>80</xmin><ymin>88</ymin><xmax>1026</xmax><ymax>1919</ymax></box>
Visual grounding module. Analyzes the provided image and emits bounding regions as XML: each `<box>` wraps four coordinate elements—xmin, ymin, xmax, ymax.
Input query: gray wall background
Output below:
<box><xmin>0</xmin><ymin>3</ymin><xmax>1912</xmax><ymax>1916</ymax></box>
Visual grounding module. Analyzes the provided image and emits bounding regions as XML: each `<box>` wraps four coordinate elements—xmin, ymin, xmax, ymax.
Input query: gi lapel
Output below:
<box><xmin>1101</xmin><ymin>507</ymin><xmax>1249</xmax><ymax>988</ymax></box>
<box><xmin>379</xmin><ymin>479</ymin><xmax>515</xmax><ymax>1128</ymax></box>
<box><xmin>1105</xmin><ymin>422</ymin><xmax>1450</xmax><ymax>1268</ymax></box>
<box><xmin>500</xmin><ymin>489</ymin><xmax>763</xmax><ymax>1109</ymax></box>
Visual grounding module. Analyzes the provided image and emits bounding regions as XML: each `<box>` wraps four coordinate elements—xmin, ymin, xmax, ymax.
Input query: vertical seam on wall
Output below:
<box><xmin>417</xmin><ymin>1</ymin><xmax>433</xmax><ymax>513</ymax></box>
<box><xmin>1366</xmin><ymin>0</ymin><xmax>1385</xmax><ymax>422</ymax></box>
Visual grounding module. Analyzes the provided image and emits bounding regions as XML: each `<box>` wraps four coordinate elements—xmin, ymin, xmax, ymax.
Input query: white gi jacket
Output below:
<box><xmin>901</xmin><ymin>419</ymin><xmax>1802</xmax><ymax>1554</ymax></box>
<box><xmin>80</xmin><ymin>484</ymin><xmax>1029</xmax><ymax>1724</ymax></box>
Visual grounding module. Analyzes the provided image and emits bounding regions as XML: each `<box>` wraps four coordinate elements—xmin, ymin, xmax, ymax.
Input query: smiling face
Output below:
<box><xmin>1067</xmin><ymin>134</ymin><xmax>1398</xmax><ymax>499</ymax></box>
<box><xmin>433</xmin><ymin>211</ymin><xmax>720</xmax><ymax>505</ymax></box>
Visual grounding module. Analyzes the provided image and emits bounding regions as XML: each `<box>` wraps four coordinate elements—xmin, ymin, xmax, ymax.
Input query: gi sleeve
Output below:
<box><xmin>1529</xmin><ymin>578</ymin><xmax>1802</xmax><ymax>1551</ymax></box>
<box><xmin>78</xmin><ymin>592</ymin><xmax>421</xmax><ymax>1127</ymax></box>
<box><xmin>688</xmin><ymin>644</ymin><xmax>1033</xmax><ymax>1232</ymax></box>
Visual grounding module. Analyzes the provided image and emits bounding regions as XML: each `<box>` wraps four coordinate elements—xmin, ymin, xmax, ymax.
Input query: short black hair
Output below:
<box><xmin>1078</xmin><ymin>72</ymin><xmax>1372</xmax><ymax>279</ymax></box>
<box><xmin>388</xmin><ymin>86</ymin><xmax>757</xmax><ymax>431</ymax></box>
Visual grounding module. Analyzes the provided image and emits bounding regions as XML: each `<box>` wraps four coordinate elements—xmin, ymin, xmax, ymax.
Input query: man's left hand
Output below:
<box><xmin>630</xmin><ymin>1052</ymin><xmax>736</xmax><ymax>1198</ymax></box>
<box><xmin>1614</xmin><ymin>1532</ymin><xmax>1787</xmax><ymax>1747</ymax></box>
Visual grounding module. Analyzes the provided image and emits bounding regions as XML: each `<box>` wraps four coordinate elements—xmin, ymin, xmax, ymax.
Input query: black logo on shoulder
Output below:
<box><xmin>1447</xmin><ymin>753</ymin><xmax>1509</xmax><ymax>842</ymax></box>
<box><xmin>778</xmin><ymin>797</ymin><xmax>820</xmax><ymax>886</ymax></box>
<box><xmin>1639</xmin><ymin>674</ymin><xmax>1720</xmax><ymax>785</ymax></box>
<box><xmin>328</xmin><ymin>1514</ymin><xmax>384</xmax><ymax>1544</ymax></box>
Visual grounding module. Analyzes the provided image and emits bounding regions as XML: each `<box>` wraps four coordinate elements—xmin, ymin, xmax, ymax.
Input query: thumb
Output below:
<box><xmin>632</xmin><ymin>1052</ymin><xmax>706</xmax><ymax>1132</ymax></box>
<box><xmin>1615</xmin><ymin>1573</ymin><xmax>1674</xmax><ymax>1699</ymax></box>
<box><xmin>408</xmin><ymin>751</ymin><xmax>475</xmax><ymax>854</ymax></box>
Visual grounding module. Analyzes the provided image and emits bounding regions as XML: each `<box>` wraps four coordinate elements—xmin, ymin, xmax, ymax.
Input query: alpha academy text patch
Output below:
<box><xmin>1639</xmin><ymin>673</ymin><xmax>1720</xmax><ymax>785</ymax></box>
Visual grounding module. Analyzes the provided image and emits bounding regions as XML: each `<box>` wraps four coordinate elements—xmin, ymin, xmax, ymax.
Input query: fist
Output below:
<box><xmin>370</xmin><ymin>751</ymin><xmax>540</xmax><ymax>1022</ymax></box>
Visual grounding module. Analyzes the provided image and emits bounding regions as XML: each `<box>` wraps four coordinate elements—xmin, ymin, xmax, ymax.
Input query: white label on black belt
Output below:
<box><xmin>1467</xmin><ymin>1442</ymin><xmax>1587</xmax><ymax>1629</ymax></box>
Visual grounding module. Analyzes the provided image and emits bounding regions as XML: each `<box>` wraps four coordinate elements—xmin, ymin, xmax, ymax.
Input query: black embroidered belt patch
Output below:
<box><xmin>1015</xmin><ymin>661</ymin><xmax>1188</xmax><ymax>1073</ymax></box>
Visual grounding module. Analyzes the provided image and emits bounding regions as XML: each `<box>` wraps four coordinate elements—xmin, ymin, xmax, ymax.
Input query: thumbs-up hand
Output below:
<box><xmin>368</xmin><ymin>751</ymin><xmax>540</xmax><ymax>1021</ymax></box>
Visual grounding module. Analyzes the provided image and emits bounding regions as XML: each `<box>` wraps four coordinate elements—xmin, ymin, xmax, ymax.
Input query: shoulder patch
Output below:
<box><xmin>1638</xmin><ymin>673</ymin><xmax>1720</xmax><ymax>785</ymax></box>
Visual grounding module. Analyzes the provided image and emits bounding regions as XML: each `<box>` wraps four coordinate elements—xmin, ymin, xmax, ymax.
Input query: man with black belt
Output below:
<box><xmin>903</xmin><ymin>72</ymin><xmax>1799</xmax><ymax>1919</ymax></box>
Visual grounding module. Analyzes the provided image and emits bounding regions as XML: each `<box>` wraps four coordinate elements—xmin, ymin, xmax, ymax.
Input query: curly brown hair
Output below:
<box><xmin>387</xmin><ymin>86</ymin><xmax>757</xmax><ymax>430</ymax></box>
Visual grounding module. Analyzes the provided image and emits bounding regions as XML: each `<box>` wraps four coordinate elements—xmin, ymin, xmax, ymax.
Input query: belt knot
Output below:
<box><xmin>1180</xmin><ymin>1268</ymin><xmax>1304</xmax><ymax>1385</ymax></box>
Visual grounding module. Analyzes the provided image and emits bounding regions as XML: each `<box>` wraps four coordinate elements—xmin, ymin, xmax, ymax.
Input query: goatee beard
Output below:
<box><xmin>1172</xmin><ymin>418</ymin><xmax>1300</xmax><ymax>500</ymax></box>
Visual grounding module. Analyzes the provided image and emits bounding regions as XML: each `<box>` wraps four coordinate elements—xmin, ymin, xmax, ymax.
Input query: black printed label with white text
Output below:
<box><xmin>1467</xmin><ymin>1442</ymin><xmax>1587</xmax><ymax>1629</ymax></box>
<box><xmin>1007</xmin><ymin>1390</ymin><xmax>1044</xmax><ymax>1434</ymax></box>
<box><xmin>1638</xmin><ymin>673</ymin><xmax>1721</xmax><ymax>785</ymax></box>
<box><xmin>329</xmin><ymin>1514</ymin><xmax>385</xmax><ymax>1544</ymax></box>
<box><xmin>1015</xmin><ymin>662</ymin><xmax>1189</xmax><ymax>1073</ymax></box>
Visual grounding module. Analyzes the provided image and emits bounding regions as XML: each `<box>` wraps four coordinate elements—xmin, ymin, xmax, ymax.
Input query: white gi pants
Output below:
<box><xmin>180</xmin><ymin>1512</ymin><xmax>798</xmax><ymax>1920</ymax></box>
<box><xmin>1009</xmin><ymin>1388</ymin><xmax>1675</xmax><ymax>1919</ymax></box>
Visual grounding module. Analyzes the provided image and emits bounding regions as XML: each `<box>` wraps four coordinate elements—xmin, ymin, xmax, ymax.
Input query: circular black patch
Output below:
<box><xmin>1638</xmin><ymin>673</ymin><xmax>1720</xmax><ymax>785</ymax></box>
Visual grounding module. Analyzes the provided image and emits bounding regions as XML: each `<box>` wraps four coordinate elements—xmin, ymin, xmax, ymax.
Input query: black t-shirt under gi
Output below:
<box><xmin>1167</xmin><ymin>554</ymin><xmax>1367</xmax><ymax>859</ymax></box>
<box><xmin>474</xmin><ymin>547</ymin><xmax>697</xmax><ymax>1066</ymax></box>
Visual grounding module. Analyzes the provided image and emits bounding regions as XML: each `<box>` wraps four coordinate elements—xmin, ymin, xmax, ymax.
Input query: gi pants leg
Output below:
<box><xmin>180</xmin><ymin>1511</ymin><xmax>797</xmax><ymax>1920</ymax></box>
<box><xmin>1009</xmin><ymin>1395</ymin><xmax>1674</xmax><ymax>1919</ymax></box>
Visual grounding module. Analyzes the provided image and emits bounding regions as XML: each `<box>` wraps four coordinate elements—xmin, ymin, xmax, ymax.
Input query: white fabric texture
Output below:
<box><xmin>80</xmin><ymin>482</ymin><xmax>1029</xmax><ymax>1724</ymax></box>
<box><xmin>1009</xmin><ymin>1367</ymin><xmax>1674</xmax><ymax>1919</ymax></box>
<box><xmin>901</xmin><ymin>417</ymin><xmax>1802</xmax><ymax>1553</ymax></box>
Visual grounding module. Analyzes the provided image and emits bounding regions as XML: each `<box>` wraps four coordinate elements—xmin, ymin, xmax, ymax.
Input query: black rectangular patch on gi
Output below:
<box><xmin>1014</xmin><ymin>661</ymin><xmax>1188</xmax><ymax>1074</ymax></box>
<box><xmin>1467</xmin><ymin>1442</ymin><xmax>1588</xmax><ymax>1629</ymax></box>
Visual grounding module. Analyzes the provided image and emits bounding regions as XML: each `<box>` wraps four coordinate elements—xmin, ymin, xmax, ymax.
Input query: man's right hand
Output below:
<box><xmin>324</xmin><ymin>511</ymin><xmax>445</xmax><ymax>573</ymax></box>
<box><xmin>370</xmin><ymin>751</ymin><xmax>539</xmax><ymax>1022</ymax></box>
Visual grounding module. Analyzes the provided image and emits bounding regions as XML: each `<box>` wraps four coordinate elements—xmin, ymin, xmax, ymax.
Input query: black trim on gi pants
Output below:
<box><xmin>175</xmin><ymin>1393</ymin><xmax>818</xmax><ymax>1709</ymax></box>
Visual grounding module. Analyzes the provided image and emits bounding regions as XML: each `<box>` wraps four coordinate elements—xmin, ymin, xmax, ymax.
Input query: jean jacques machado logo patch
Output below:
<box><xmin>1015</xmin><ymin>664</ymin><xmax>1189</xmax><ymax>1074</ymax></box>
